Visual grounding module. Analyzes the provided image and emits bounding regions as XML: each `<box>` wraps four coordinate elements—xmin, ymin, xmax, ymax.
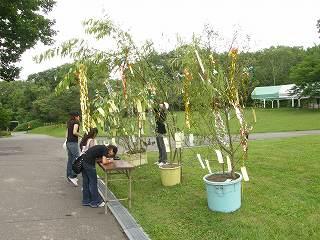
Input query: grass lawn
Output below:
<box><xmin>29</xmin><ymin>124</ymin><xmax>66</xmax><ymax>138</ymax></box>
<box><xmin>97</xmin><ymin>135</ymin><xmax>320</xmax><ymax>240</ymax></box>
<box><xmin>28</xmin><ymin>108</ymin><xmax>320</xmax><ymax>138</ymax></box>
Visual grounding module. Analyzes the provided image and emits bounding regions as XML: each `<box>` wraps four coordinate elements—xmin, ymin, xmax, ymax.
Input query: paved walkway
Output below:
<box><xmin>0</xmin><ymin>133</ymin><xmax>126</xmax><ymax>240</ymax></box>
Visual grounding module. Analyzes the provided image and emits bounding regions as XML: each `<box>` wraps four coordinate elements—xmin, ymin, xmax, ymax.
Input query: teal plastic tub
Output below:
<box><xmin>203</xmin><ymin>172</ymin><xmax>242</xmax><ymax>213</ymax></box>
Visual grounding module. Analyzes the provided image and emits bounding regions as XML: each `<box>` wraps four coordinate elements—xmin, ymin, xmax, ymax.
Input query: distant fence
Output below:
<box><xmin>43</xmin><ymin>122</ymin><xmax>65</xmax><ymax>127</ymax></box>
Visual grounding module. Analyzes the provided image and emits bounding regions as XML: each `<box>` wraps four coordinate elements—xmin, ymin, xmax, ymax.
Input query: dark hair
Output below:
<box><xmin>107</xmin><ymin>144</ymin><xmax>118</xmax><ymax>156</ymax></box>
<box><xmin>69</xmin><ymin>111</ymin><xmax>80</xmax><ymax>120</ymax></box>
<box><xmin>80</xmin><ymin>128</ymin><xmax>98</xmax><ymax>150</ymax></box>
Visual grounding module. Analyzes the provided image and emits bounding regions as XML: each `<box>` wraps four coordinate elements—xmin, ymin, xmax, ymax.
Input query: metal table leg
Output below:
<box><xmin>128</xmin><ymin>170</ymin><xmax>132</xmax><ymax>208</ymax></box>
<box><xmin>105</xmin><ymin>170</ymin><xmax>108</xmax><ymax>214</ymax></box>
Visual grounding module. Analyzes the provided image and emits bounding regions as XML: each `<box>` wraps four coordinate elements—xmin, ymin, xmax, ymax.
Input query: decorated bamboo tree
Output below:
<box><xmin>181</xmin><ymin>37</ymin><xmax>255</xmax><ymax>212</ymax></box>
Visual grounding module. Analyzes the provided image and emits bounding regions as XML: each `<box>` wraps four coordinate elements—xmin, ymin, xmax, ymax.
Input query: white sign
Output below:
<box><xmin>205</xmin><ymin>159</ymin><xmax>212</xmax><ymax>174</ymax></box>
<box><xmin>163</xmin><ymin>137</ymin><xmax>170</xmax><ymax>152</ymax></box>
<box><xmin>241</xmin><ymin>166</ymin><xmax>249</xmax><ymax>181</ymax></box>
<box><xmin>196</xmin><ymin>154</ymin><xmax>205</xmax><ymax>169</ymax></box>
<box><xmin>215</xmin><ymin>149</ymin><xmax>224</xmax><ymax>164</ymax></box>
<box><xmin>226</xmin><ymin>156</ymin><xmax>232</xmax><ymax>172</ymax></box>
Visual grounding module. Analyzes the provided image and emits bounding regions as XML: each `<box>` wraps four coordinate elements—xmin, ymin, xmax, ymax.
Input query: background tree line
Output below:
<box><xmin>0</xmin><ymin>43</ymin><xmax>319</xmax><ymax>131</ymax></box>
<box><xmin>0</xmin><ymin>0</ymin><xmax>319</xmax><ymax>131</ymax></box>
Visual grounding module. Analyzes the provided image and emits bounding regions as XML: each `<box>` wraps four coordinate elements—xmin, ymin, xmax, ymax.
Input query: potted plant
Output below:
<box><xmin>184</xmin><ymin>38</ymin><xmax>254</xmax><ymax>212</ymax></box>
<box><xmin>126</xmin><ymin>47</ymin><xmax>185</xmax><ymax>186</ymax></box>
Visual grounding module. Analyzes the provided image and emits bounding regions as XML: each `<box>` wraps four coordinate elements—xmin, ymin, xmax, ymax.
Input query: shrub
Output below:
<box><xmin>14</xmin><ymin>120</ymin><xmax>43</xmax><ymax>131</ymax></box>
<box><xmin>0</xmin><ymin>131</ymin><xmax>11</xmax><ymax>137</ymax></box>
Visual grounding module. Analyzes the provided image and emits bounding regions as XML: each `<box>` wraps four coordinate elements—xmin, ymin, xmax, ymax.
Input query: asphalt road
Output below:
<box><xmin>0</xmin><ymin>133</ymin><xmax>126</xmax><ymax>240</ymax></box>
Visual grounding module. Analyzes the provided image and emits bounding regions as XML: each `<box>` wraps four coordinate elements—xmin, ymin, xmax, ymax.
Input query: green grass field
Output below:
<box><xmin>29</xmin><ymin>108</ymin><xmax>320</xmax><ymax>138</ymax></box>
<box><xmin>29</xmin><ymin>124</ymin><xmax>67</xmax><ymax>138</ymax></box>
<box><xmin>97</xmin><ymin>135</ymin><xmax>320</xmax><ymax>240</ymax></box>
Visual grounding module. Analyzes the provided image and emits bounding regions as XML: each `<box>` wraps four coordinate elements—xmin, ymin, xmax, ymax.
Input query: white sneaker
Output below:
<box><xmin>158</xmin><ymin>162</ymin><xmax>165</xmax><ymax>166</ymax></box>
<box><xmin>68</xmin><ymin>177</ymin><xmax>78</xmax><ymax>187</ymax></box>
<box><xmin>90</xmin><ymin>201</ymin><xmax>105</xmax><ymax>208</ymax></box>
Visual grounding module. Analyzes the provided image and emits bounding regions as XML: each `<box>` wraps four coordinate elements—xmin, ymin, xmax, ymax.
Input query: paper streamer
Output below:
<box><xmin>241</xmin><ymin>166</ymin><xmax>249</xmax><ymax>181</ymax></box>
<box><xmin>205</xmin><ymin>159</ymin><xmax>212</xmax><ymax>174</ymax></box>
<box><xmin>196</xmin><ymin>154</ymin><xmax>205</xmax><ymax>169</ymax></box>
<box><xmin>215</xmin><ymin>149</ymin><xmax>224</xmax><ymax>164</ymax></box>
<box><xmin>163</xmin><ymin>137</ymin><xmax>170</xmax><ymax>152</ymax></box>
<box><xmin>226</xmin><ymin>156</ymin><xmax>232</xmax><ymax>172</ymax></box>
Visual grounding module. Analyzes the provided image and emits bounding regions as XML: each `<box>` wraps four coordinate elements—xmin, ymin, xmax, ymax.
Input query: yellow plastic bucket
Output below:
<box><xmin>159</xmin><ymin>164</ymin><xmax>181</xmax><ymax>186</ymax></box>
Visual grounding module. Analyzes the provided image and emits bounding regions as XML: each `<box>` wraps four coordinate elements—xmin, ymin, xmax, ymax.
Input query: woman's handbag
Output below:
<box><xmin>72</xmin><ymin>155</ymin><xmax>84</xmax><ymax>174</ymax></box>
<box><xmin>62</xmin><ymin>140</ymin><xmax>67</xmax><ymax>151</ymax></box>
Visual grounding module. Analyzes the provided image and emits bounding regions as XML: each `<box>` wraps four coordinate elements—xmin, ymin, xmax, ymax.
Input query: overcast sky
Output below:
<box><xmin>17</xmin><ymin>0</ymin><xmax>320</xmax><ymax>79</ymax></box>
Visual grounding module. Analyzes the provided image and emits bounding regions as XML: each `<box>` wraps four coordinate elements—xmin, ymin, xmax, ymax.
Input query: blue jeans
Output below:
<box><xmin>156</xmin><ymin>134</ymin><xmax>167</xmax><ymax>163</ymax></box>
<box><xmin>82</xmin><ymin>161</ymin><xmax>103</xmax><ymax>205</ymax></box>
<box><xmin>66</xmin><ymin>142</ymin><xmax>79</xmax><ymax>178</ymax></box>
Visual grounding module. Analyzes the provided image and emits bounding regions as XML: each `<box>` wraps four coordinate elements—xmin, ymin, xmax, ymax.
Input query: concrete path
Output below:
<box><xmin>248</xmin><ymin>129</ymin><xmax>320</xmax><ymax>140</ymax></box>
<box><xmin>0</xmin><ymin>133</ymin><xmax>126</xmax><ymax>240</ymax></box>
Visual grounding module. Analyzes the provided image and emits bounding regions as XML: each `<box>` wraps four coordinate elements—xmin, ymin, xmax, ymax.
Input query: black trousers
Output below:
<box><xmin>156</xmin><ymin>134</ymin><xmax>167</xmax><ymax>163</ymax></box>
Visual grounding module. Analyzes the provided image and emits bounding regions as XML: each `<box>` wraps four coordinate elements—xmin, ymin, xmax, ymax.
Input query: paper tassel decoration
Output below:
<box><xmin>78</xmin><ymin>64</ymin><xmax>91</xmax><ymax>134</ymax></box>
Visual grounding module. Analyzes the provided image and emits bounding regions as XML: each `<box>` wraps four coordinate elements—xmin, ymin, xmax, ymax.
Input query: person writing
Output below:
<box><xmin>81</xmin><ymin>144</ymin><xmax>118</xmax><ymax>208</ymax></box>
<box><xmin>66</xmin><ymin>111</ymin><xmax>81</xmax><ymax>186</ymax></box>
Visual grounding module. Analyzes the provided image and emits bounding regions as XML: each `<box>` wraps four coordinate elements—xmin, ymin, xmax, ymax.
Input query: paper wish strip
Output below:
<box><xmin>136</xmin><ymin>100</ymin><xmax>143</xmax><ymax>113</ymax></box>
<box><xmin>205</xmin><ymin>159</ymin><xmax>212</xmax><ymax>174</ymax></box>
<box><xmin>215</xmin><ymin>149</ymin><xmax>224</xmax><ymax>164</ymax></box>
<box><xmin>241</xmin><ymin>166</ymin><xmax>249</xmax><ymax>181</ymax></box>
<box><xmin>97</xmin><ymin>107</ymin><xmax>106</xmax><ymax>117</ymax></box>
<box><xmin>163</xmin><ymin>137</ymin><xmax>170</xmax><ymax>152</ymax></box>
<box><xmin>226</xmin><ymin>156</ymin><xmax>232</xmax><ymax>172</ymax></box>
<box><xmin>189</xmin><ymin>134</ymin><xmax>194</xmax><ymax>146</ymax></box>
<box><xmin>175</xmin><ymin>132</ymin><xmax>183</xmax><ymax>149</ymax></box>
<box><xmin>196</xmin><ymin>154</ymin><xmax>205</xmax><ymax>169</ymax></box>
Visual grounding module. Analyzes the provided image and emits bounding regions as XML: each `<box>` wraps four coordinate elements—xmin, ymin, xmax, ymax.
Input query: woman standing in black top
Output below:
<box><xmin>154</xmin><ymin>102</ymin><xmax>169</xmax><ymax>166</ymax></box>
<box><xmin>66</xmin><ymin>112</ymin><xmax>81</xmax><ymax>186</ymax></box>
